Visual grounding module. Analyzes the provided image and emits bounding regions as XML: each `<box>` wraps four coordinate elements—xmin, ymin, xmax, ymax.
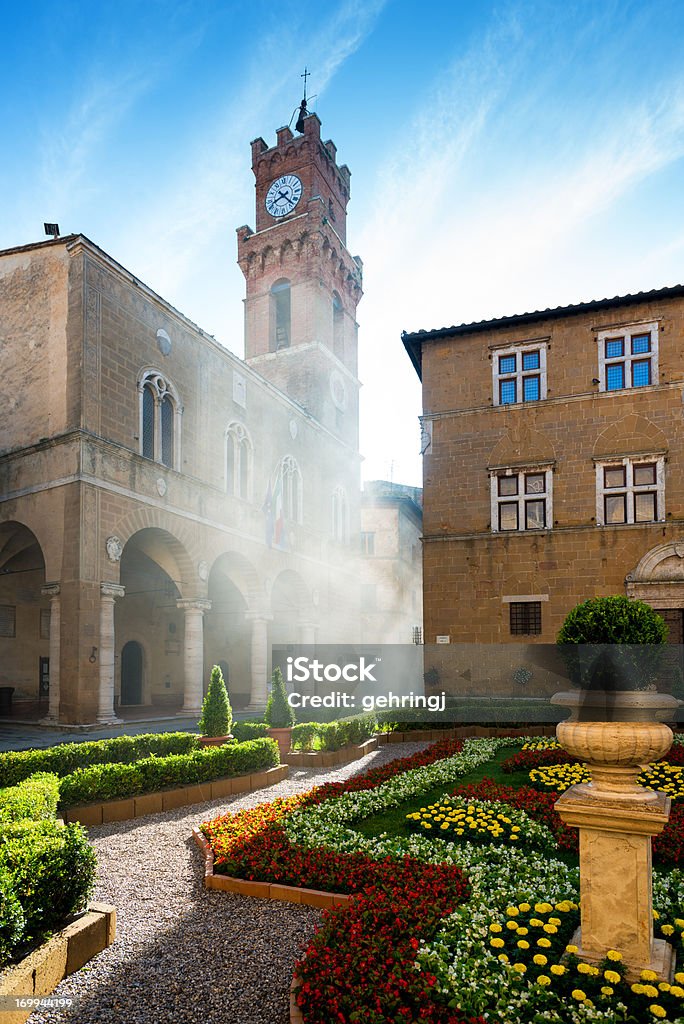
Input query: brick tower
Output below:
<box><xmin>237</xmin><ymin>112</ymin><xmax>363</xmax><ymax>448</ymax></box>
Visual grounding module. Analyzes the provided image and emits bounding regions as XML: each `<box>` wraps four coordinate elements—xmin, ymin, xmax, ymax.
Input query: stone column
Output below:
<box><xmin>177</xmin><ymin>599</ymin><xmax>211</xmax><ymax>715</ymax></box>
<box><xmin>245</xmin><ymin>612</ymin><xmax>272</xmax><ymax>711</ymax></box>
<box><xmin>40</xmin><ymin>583</ymin><xmax>61</xmax><ymax>724</ymax></box>
<box><xmin>98</xmin><ymin>583</ymin><xmax>125</xmax><ymax>724</ymax></box>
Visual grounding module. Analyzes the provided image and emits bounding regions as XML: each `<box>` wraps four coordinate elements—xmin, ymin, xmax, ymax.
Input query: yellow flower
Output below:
<box><xmin>537</xmin><ymin>938</ymin><xmax>552</xmax><ymax>948</ymax></box>
<box><xmin>555</xmin><ymin>901</ymin><xmax>572</xmax><ymax>912</ymax></box>
<box><xmin>604</xmin><ymin>971</ymin><xmax>621</xmax><ymax>985</ymax></box>
<box><xmin>533</xmin><ymin>954</ymin><xmax>548</xmax><ymax>966</ymax></box>
<box><xmin>550</xmin><ymin>965</ymin><xmax>566</xmax><ymax>976</ymax></box>
<box><xmin>529</xmin><ymin>918</ymin><xmax>544</xmax><ymax>928</ymax></box>
<box><xmin>517</xmin><ymin>927</ymin><xmax>529</xmax><ymax>936</ymax></box>
<box><xmin>537</xmin><ymin>975</ymin><xmax>551</xmax><ymax>987</ymax></box>
<box><xmin>543</xmin><ymin>924</ymin><xmax>558</xmax><ymax>934</ymax></box>
<box><xmin>658</xmin><ymin>983</ymin><xmax>671</xmax><ymax>992</ymax></box>
<box><xmin>512</xmin><ymin>963</ymin><xmax>526</xmax><ymax>974</ymax></box>
<box><xmin>643</xmin><ymin>986</ymin><xmax>659</xmax><ymax>999</ymax></box>
<box><xmin>506</xmin><ymin>907</ymin><xmax>520</xmax><ymax>917</ymax></box>
<box><xmin>632</xmin><ymin>984</ymin><xmax>645</xmax><ymax>995</ymax></box>
<box><xmin>607</xmin><ymin>950</ymin><xmax>622</xmax><ymax>961</ymax></box>
<box><xmin>653</xmin><ymin>910</ymin><xmax>660</xmax><ymax>920</ymax></box>
<box><xmin>641</xmin><ymin>970</ymin><xmax>659</xmax><ymax>982</ymax></box>
<box><xmin>675</xmin><ymin>973</ymin><xmax>684</xmax><ymax>984</ymax></box>
<box><xmin>506</xmin><ymin>921</ymin><xmax>519</xmax><ymax>931</ymax></box>
<box><xmin>517</xmin><ymin>940</ymin><xmax>530</xmax><ymax>950</ymax></box>
<box><xmin>572</xmin><ymin>989</ymin><xmax>586</xmax><ymax>1001</ymax></box>
<box><xmin>566</xmin><ymin>944</ymin><xmax>579</xmax><ymax>954</ymax></box>
<box><xmin>601</xmin><ymin>987</ymin><xmax>614</xmax><ymax>996</ymax></box>
<box><xmin>674</xmin><ymin>919</ymin><xmax>684</xmax><ymax>929</ymax></box>
<box><xmin>490</xmin><ymin>938</ymin><xmax>505</xmax><ymax>948</ymax></box>
<box><xmin>669</xmin><ymin>985</ymin><xmax>684</xmax><ymax>998</ymax></box>
<box><xmin>548</xmin><ymin>917</ymin><xmax>562</xmax><ymax>926</ymax></box>
<box><xmin>577</xmin><ymin>963</ymin><xmax>592</xmax><ymax>975</ymax></box>
<box><xmin>489</xmin><ymin>923</ymin><xmax>503</xmax><ymax>933</ymax></box>
<box><xmin>661</xmin><ymin>924</ymin><xmax>675</xmax><ymax>936</ymax></box>
<box><xmin>518</xmin><ymin>902</ymin><xmax>531</xmax><ymax>912</ymax></box>
<box><xmin>498</xmin><ymin>953</ymin><xmax>509</xmax><ymax>963</ymax></box>
<box><xmin>649</xmin><ymin>1006</ymin><xmax>667</xmax><ymax>1019</ymax></box>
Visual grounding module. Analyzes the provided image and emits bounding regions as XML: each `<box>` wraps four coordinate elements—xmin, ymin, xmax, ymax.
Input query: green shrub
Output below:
<box><xmin>0</xmin><ymin>820</ymin><xmax>96</xmax><ymax>962</ymax></box>
<box><xmin>291</xmin><ymin>723</ymin><xmax>319</xmax><ymax>751</ymax></box>
<box><xmin>231</xmin><ymin>721</ymin><xmax>270</xmax><ymax>743</ymax></box>
<box><xmin>264</xmin><ymin>667</ymin><xmax>295</xmax><ymax>728</ymax></box>
<box><xmin>0</xmin><ymin>865</ymin><xmax>24</xmax><ymax>969</ymax></box>
<box><xmin>557</xmin><ymin>596</ymin><xmax>668</xmax><ymax>690</ymax></box>
<box><xmin>0</xmin><ymin>732</ymin><xmax>200</xmax><ymax>788</ymax></box>
<box><xmin>58</xmin><ymin>738</ymin><xmax>279</xmax><ymax>807</ymax></box>
<box><xmin>198</xmin><ymin>666</ymin><xmax>232</xmax><ymax>737</ymax></box>
<box><xmin>0</xmin><ymin>773</ymin><xmax>60</xmax><ymax>823</ymax></box>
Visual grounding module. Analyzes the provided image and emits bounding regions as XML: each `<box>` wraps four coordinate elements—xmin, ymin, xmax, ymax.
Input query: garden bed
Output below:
<box><xmin>199</xmin><ymin>735</ymin><xmax>684</xmax><ymax>1024</ymax></box>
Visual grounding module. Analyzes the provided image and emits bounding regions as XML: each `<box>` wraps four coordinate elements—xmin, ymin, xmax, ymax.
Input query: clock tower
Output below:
<box><xmin>237</xmin><ymin>112</ymin><xmax>363</xmax><ymax>447</ymax></box>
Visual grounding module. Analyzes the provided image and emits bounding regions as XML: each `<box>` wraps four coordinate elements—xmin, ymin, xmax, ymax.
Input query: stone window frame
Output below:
<box><xmin>0</xmin><ymin>605</ymin><xmax>16</xmax><ymax>638</ymax></box>
<box><xmin>492</xmin><ymin>340</ymin><xmax>548</xmax><ymax>407</ymax></box>
<box><xmin>137</xmin><ymin>368</ymin><xmax>183</xmax><ymax>471</ymax></box>
<box><xmin>509</xmin><ymin>601</ymin><xmax>542</xmax><ymax>635</ymax></box>
<box><xmin>280</xmin><ymin>454</ymin><xmax>303</xmax><ymax>524</ymax></box>
<box><xmin>594</xmin><ymin>453</ymin><xmax>665</xmax><ymax>526</ymax></box>
<box><xmin>596</xmin><ymin>320</ymin><xmax>659</xmax><ymax>393</ymax></box>
<box><xmin>225</xmin><ymin>421</ymin><xmax>253</xmax><ymax>501</ymax></box>
<box><xmin>490</xmin><ymin>464</ymin><xmax>554</xmax><ymax>533</ymax></box>
<box><xmin>331</xmin><ymin>485</ymin><xmax>349</xmax><ymax>544</ymax></box>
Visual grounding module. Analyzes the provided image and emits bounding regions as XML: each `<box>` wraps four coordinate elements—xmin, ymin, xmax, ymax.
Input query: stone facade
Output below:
<box><xmin>404</xmin><ymin>287</ymin><xmax>684</xmax><ymax>645</ymax></box>
<box><xmin>0</xmin><ymin>114</ymin><xmax>366</xmax><ymax>724</ymax></box>
<box><xmin>360</xmin><ymin>481</ymin><xmax>423</xmax><ymax>644</ymax></box>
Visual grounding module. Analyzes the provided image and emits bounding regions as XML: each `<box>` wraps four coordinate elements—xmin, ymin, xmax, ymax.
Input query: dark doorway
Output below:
<box><xmin>121</xmin><ymin>641</ymin><xmax>143</xmax><ymax>705</ymax></box>
<box><xmin>654</xmin><ymin>609</ymin><xmax>684</xmax><ymax>695</ymax></box>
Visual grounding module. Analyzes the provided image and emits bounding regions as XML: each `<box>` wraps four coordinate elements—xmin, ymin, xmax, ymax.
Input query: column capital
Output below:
<box><xmin>101</xmin><ymin>582</ymin><xmax>125</xmax><ymax>600</ymax></box>
<box><xmin>41</xmin><ymin>582</ymin><xmax>61</xmax><ymax>598</ymax></box>
<box><xmin>177</xmin><ymin>598</ymin><xmax>212</xmax><ymax>613</ymax></box>
<box><xmin>245</xmin><ymin>610</ymin><xmax>273</xmax><ymax>623</ymax></box>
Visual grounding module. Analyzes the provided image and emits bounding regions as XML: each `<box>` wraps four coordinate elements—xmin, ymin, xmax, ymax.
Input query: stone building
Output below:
<box><xmin>0</xmin><ymin>112</ymin><xmax>365</xmax><ymax>725</ymax></box>
<box><xmin>403</xmin><ymin>286</ymin><xmax>684</xmax><ymax>646</ymax></box>
<box><xmin>360</xmin><ymin>481</ymin><xmax>423</xmax><ymax>644</ymax></box>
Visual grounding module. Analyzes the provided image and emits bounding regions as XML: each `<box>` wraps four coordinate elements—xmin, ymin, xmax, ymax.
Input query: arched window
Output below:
<box><xmin>225</xmin><ymin>422</ymin><xmax>253</xmax><ymax>500</ymax></box>
<box><xmin>332</xmin><ymin>486</ymin><xmax>349</xmax><ymax>543</ymax></box>
<box><xmin>281</xmin><ymin>455</ymin><xmax>302</xmax><ymax>523</ymax></box>
<box><xmin>138</xmin><ymin>370</ymin><xmax>182</xmax><ymax>470</ymax></box>
<box><xmin>270</xmin><ymin>279</ymin><xmax>291</xmax><ymax>352</ymax></box>
<box><xmin>332</xmin><ymin>292</ymin><xmax>344</xmax><ymax>360</ymax></box>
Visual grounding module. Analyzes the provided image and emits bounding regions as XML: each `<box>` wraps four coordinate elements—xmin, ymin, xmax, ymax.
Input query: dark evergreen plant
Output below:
<box><xmin>264</xmin><ymin>667</ymin><xmax>295</xmax><ymax>728</ymax></box>
<box><xmin>198</xmin><ymin>665</ymin><xmax>232</xmax><ymax>737</ymax></box>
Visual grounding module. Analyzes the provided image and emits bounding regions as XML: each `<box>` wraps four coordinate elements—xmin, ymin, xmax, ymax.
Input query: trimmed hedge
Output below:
<box><xmin>58</xmin><ymin>737</ymin><xmax>279</xmax><ymax>808</ymax></box>
<box><xmin>0</xmin><ymin>773</ymin><xmax>60</xmax><ymax>823</ymax></box>
<box><xmin>290</xmin><ymin>714</ymin><xmax>377</xmax><ymax>752</ymax></box>
<box><xmin>0</xmin><ymin>820</ymin><xmax>96</xmax><ymax>967</ymax></box>
<box><xmin>0</xmin><ymin>732</ymin><xmax>200</xmax><ymax>788</ymax></box>
<box><xmin>231</xmin><ymin>721</ymin><xmax>270</xmax><ymax>743</ymax></box>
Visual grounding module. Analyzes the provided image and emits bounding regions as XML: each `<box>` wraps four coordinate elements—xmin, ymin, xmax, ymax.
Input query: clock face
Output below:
<box><xmin>265</xmin><ymin>174</ymin><xmax>303</xmax><ymax>218</ymax></box>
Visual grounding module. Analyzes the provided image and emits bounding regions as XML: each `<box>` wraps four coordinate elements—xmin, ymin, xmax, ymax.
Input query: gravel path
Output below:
<box><xmin>28</xmin><ymin>742</ymin><xmax>431</xmax><ymax>1024</ymax></box>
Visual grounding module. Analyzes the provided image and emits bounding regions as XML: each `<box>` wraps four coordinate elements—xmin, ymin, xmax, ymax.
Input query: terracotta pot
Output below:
<box><xmin>267</xmin><ymin>727</ymin><xmax>292</xmax><ymax>760</ymax></box>
<box><xmin>551</xmin><ymin>690</ymin><xmax>680</xmax><ymax>797</ymax></box>
<box><xmin>199</xmin><ymin>734</ymin><xmax>233</xmax><ymax>747</ymax></box>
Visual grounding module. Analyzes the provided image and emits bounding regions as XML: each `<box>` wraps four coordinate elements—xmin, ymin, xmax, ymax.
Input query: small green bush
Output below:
<box><xmin>290</xmin><ymin>723</ymin><xmax>319</xmax><ymax>751</ymax></box>
<box><xmin>0</xmin><ymin>865</ymin><xmax>24</xmax><ymax>969</ymax></box>
<box><xmin>264</xmin><ymin>667</ymin><xmax>295</xmax><ymax>728</ymax></box>
<box><xmin>0</xmin><ymin>820</ymin><xmax>96</xmax><ymax>962</ymax></box>
<box><xmin>0</xmin><ymin>732</ymin><xmax>200</xmax><ymax>788</ymax></box>
<box><xmin>58</xmin><ymin>738</ymin><xmax>279</xmax><ymax>807</ymax></box>
<box><xmin>0</xmin><ymin>773</ymin><xmax>60</xmax><ymax>823</ymax></box>
<box><xmin>231</xmin><ymin>721</ymin><xmax>270</xmax><ymax>743</ymax></box>
<box><xmin>290</xmin><ymin>714</ymin><xmax>377</xmax><ymax>751</ymax></box>
<box><xmin>198</xmin><ymin>666</ymin><xmax>232</xmax><ymax>737</ymax></box>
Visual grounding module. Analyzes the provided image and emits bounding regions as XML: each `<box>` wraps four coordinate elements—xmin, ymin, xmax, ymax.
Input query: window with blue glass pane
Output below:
<box><xmin>499</xmin><ymin>354</ymin><xmax>516</xmax><ymax>374</ymax></box>
<box><xmin>523</xmin><ymin>376</ymin><xmax>540</xmax><ymax>401</ymax></box>
<box><xmin>632</xmin><ymin>360</ymin><xmax>651</xmax><ymax>387</ymax></box>
<box><xmin>605</xmin><ymin>338</ymin><xmax>624</xmax><ymax>359</ymax></box>
<box><xmin>500</xmin><ymin>379</ymin><xmax>516</xmax><ymax>404</ymax></box>
<box><xmin>631</xmin><ymin>334</ymin><xmax>650</xmax><ymax>355</ymax></box>
<box><xmin>606</xmin><ymin>364</ymin><xmax>624</xmax><ymax>390</ymax></box>
<box><xmin>522</xmin><ymin>350</ymin><xmax>540</xmax><ymax>370</ymax></box>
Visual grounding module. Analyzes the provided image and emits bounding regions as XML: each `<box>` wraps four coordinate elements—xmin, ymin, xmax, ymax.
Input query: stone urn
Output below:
<box><xmin>552</xmin><ymin>689</ymin><xmax>680</xmax><ymax>800</ymax></box>
<box><xmin>267</xmin><ymin>727</ymin><xmax>292</xmax><ymax>761</ymax></box>
<box><xmin>551</xmin><ymin>688</ymin><xmax>681</xmax><ymax>979</ymax></box>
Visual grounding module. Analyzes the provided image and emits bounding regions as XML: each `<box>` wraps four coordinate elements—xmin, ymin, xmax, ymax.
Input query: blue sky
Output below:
<box><xmin>3</xmin><ymin>1</ymin><xmax>684</xmax><ymax>486</ymax></box>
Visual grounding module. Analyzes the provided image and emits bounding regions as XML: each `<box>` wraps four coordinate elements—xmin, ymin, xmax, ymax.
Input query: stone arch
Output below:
<box><xmin>593</xmin><ymin>415</ymin><xmax>668</xmax><ymax>459</ymax></box>
<box><xmin>279</xmin><ymin>239</ymin><xmax>293</xmax><ymax>264</ymax></box>
<box><xmin>270</xmin><ymin>569</ymin><xmax>313</xmax><ymax>648</ymax></box>
<box><xmin>108</xmin><ymin>508</ymin><xmax>200</xmax><ymax>592</ymax></box>
<box><xmin>261</xmin><ymin>246</ymin><xmax>275</xmax><ymax>272</ymax></box>
<box><xmin>488</xmin><ymin>426</ymin><xmax>555</xmax><ymax>469</ymax></box>
<box><xmin>205</xmin><ymin>551</ymin><xmax>260</xmax><ymax>709</ymax></box>
<box><xmin>207</xmin><ymin>550</ymin><xmax>262</xmax><ymax>609</ymax></box>
<box><xmin>627</xmin><ymin>542</ymin><xmax>684</xmax><ymax>583</ymax></box>
<box><xmin>0</xmin><ymin>521</ymin><xmax>48</xmax><ymax>699</ymax></box>
<box><xmin>269</xmin><ymin>152</ymin><xmax>283</xmax><ymax>172</ymax></box>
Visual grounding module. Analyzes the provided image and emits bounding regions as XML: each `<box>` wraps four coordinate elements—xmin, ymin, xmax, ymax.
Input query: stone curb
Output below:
<box><xmin>0</xmin><ymin>903</ymin><xmax>116</xmax><ymax>1024</ymax></box>
<box><xmin>191</xmin><ymin>827</ymin><xmax>351</xmax><ymax>910</ymax></box>
<box><xmin>64</xmin><ymin>764</ymin><xmax>289</xmax><ymax>825</ymax></box>
<box><xmin>285</xmin><ymin>736</ymin><xmax>378</xmax><ymax>767</ymax></box>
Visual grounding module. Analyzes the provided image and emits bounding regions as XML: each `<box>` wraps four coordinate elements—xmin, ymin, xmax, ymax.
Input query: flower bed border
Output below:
<box><xmin>0</xmin><ymin>902</ymin><xmax>116</xmax><ymax>1024</ymax></box>
<box><xmin>64</xmin><ymin>764</ymin><xmax>289</xmax><ymax>825</ymax></box>
<box><xmin>285</xmin><ymin>736</ymin><xmax>378</xmax><ymax>767</ymax></box>
<box><xmin>191</xmin><ymin>825</ymin><xmax>351</xmax><ymax>908</ymax></box>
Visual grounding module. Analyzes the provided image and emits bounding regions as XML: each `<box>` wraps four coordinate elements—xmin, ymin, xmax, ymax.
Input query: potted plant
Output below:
<box><xmin>264</xmin><ymin>667</ymin><xmax>295</xmax><ymax>759</ymax></box>
<box><xmin>197</xmin><ymin>665</ymin><xmax>233</xmax><ymax>746</ymax></box>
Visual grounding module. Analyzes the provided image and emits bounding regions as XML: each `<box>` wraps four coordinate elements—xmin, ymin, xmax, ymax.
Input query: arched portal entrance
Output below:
<box><xmin>0</xmin><ymin>522</ymin><xmax>48</xmax><ymax>716</ymax></box>
<box><xmin>206</xmin><ymin>554</ymin><xmax>256</xmax><ymax>709</ymax></box>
